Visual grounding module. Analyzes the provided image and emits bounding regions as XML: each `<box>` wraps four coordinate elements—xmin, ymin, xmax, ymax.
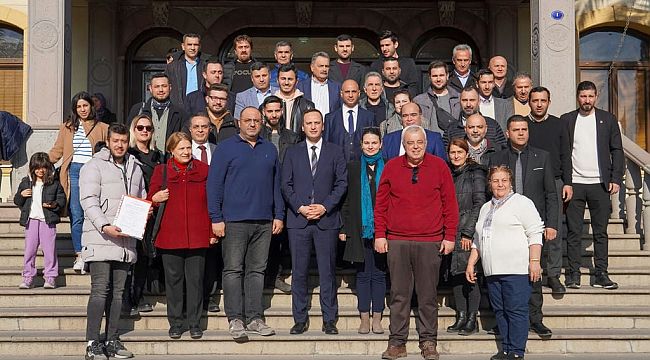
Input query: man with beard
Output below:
<box><xmin>127</xmin><ymin>73</ymin><xmax>187</xmax><ymax>153</ymax></box>
<box><xmin>413</xmin><ymin>61</ymin><xmax>460</xmax><ymax>134</ymax></box>
<box><xmin>329</xmin><ymin>34</ymin><xmax>367</xmax><ymax>87</ymax></box>
<box><xmin>489</xmin><ymin>56</ymin><xmax>514</xmax><ymax>99</ymax></box>
<box><xmin>382</xmin><ymin>57</ymin><xmax>417</xmax><ymax>102</ymax></box>
<box><xmin>463</xmin><ymin>113</ymin><xmax>498</xmax><ymax>165</ymax></box>
<box><xmin>274</xmin><ymin>64</ymin><xmax>315</xmax><ymax>134</ymax></box>
<box><xmin>476</xmin><ymin>69</ymin><xmax>514</xmax><ymax>132</ymax></box>
<box><xmin>223</xmin><ymin>35</ymin><xmax>256</xmax><ymax>94</ymax></box>
<box><xmin>185</xmin><ymin>57</ymin><xmax>236</xmax><ymax>116</ymax></box>
<box><xmin>205</xmin><ymin>84</ymin><xmax>238</xmax><ymax>144</ymax></box>
<box><xmin>370</xmin><ymin>30</ymin><xmax>420</xmax><ymax>94</ymax></box>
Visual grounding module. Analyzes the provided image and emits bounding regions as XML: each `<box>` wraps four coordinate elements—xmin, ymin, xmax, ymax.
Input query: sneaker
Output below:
<box><xmin>508</xmin><ymin>354</ymin><xmax>525</xmax><ymax>359</ymax></box>
<box><xmin>128</xmin><ymin>306</ymin><xmax>139</xmax><ymax>317</ymax></box>
<box><xmin>246</xmin><ymin>318</ymin><xmax>276</xmax><ymax>336</ymax></box>
<box><xmin>85</xmin><ymin>340</ymin><xmax>106</xmax><ymax>360</ymax></box>
<box><xmin>274</xmin><ymin>278</ymin><xmax>292</xmax><ymax>294</ymax></box>
<box><xmin>73</xmin><ymin>256</ymin><xmax>85</xmax><ymax>272</ymax></box>
<box><xmin>592</xmin><ymin>272</ymin><xmax>619</xmax><ymax>290</ymax></box>
<box><xmin>18</xmin><ymin>282</ymin><xmax>34</xmax><ymax>289</ymax></box>
<box><xmin>137</xmin><ymin>303</ymin><xmax>153</xmax><ymax>313</ymax></box>
<box><xmin>105</xmin><ymin>339</ymin><xmax>133</xmax><ymax>359</ymax></box>
<box><xmin>228</xmin><ymin>319</ymin><xmax>248</xmax><ymax>341</ymax></box>
<box><xmin>565</xmin><ymin>272</ymin><xmax>581</xmax><ymax>289</ymax></box>
<box><xmin>43</xmin><ymin>281</ymin><xmax>56</xmax><ymax>289</ymax></box>
<box><xmin>490</xmin><ymin>351</ymin><xmax>509</xmax><ymax>360</ymax></box>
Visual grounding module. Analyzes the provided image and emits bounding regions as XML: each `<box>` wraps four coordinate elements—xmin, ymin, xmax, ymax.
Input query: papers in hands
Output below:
<box><xmin>113</xmin><ymin>195</ymin><xmax>152</xmax><ymax>239</ymax></box>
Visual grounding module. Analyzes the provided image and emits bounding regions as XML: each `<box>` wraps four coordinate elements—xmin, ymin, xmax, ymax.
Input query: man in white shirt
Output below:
<box><xmin>477</xmin><ymin>69</ymin><xmax>514</xmax><ymax>132</ymax></box>
<box><xmin>297</xmin><ymin>52</ymin><xmax>341</xmax><ymax>116</ymax></box>
<box><xmin>189</xmin><ymin>114</ymin><xmax>216</xmax><ymax>165</ymax></box>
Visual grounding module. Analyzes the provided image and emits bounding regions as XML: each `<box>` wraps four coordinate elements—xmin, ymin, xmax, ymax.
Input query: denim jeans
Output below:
<box><xmin>487</xmin><ymin>274</ymin><xmax>531</xmax><ymax>356</ymax></box>
<box><xmin>68</xmin><ymin>162</ymin><xmax>84</xmax><ymax>254</ymax></box>
<box><xmin>355</xmin><ymin>238</ymin><xmax>386</xmax><ymax>313</ymax></box>
<box><xmin>86</xmin><ymin>261</ymin><xmax>130</xmax><ymax>341</ymax></box>
<box><xmin>221</xmin><ymin>221</ymin><xmax>272</xmax><ymax>323</ymax></box>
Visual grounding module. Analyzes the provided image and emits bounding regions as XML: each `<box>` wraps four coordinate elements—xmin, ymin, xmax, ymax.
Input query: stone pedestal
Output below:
<box><xmin>530</xmin><ymin>0</ymin><xmax>577</xmax><ymax>116</ymax></box>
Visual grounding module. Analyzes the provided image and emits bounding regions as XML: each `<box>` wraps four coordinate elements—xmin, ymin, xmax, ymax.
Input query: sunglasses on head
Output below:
<box><xmin>411</xmin><ymin>166</ymin><xmax>419</xmax><ymax>184</ymax></box>
<box><xmin>136</xmin><ymin>125</ymin><xmax>153</xmax><ymax>132</ymax></box>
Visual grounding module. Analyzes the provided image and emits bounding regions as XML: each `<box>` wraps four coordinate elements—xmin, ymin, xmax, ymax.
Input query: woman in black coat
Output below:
<box><xmin>446</xmin><ymin>137</ymin><xmax>487</xmax><ymax>335</ymax></box>
<box><xmin>340</xmin><ymin>127</ymin><xmax>387</xmax><ymax>335</ymax></box>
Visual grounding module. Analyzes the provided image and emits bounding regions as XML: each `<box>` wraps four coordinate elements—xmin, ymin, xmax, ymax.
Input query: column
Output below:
<box><xmin>486</xmin><ymin>0</ymin><xmax>520</xmax><ymax>70</ymax></box>
<box><xmin>530</xmin><ymin>0</ymin><xmax>576</xmax><ymax>116</ymax></box>
<box><xmin>87</xmin><ymin>0</ymin><xmax>118</xmax><ymax>118</ymax></box>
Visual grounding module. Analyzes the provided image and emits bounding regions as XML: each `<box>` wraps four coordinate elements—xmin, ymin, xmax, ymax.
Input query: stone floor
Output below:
<box><xmin>6</xmin><ymin>354</ymin><xmax>650</xmax><ymax>360</ymax></box>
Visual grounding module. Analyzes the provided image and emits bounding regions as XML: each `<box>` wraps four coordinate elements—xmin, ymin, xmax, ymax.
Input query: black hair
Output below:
<box><xmin>477</xmin><ymin>68</ymin><xmax>495</xmax><ymax>79</ymax></box>
<box><xmin>66</xmin><ymin>91</ymin><xmax>97</xmax><ymax>131</ymax></box>
<box><xmin>392</xmin><ymin>89</ymin><xmax>412</xmax><ymax>103</ymax></box>
<box><xmin>29</xmin><ymin>152</ymin><xmax>55</xmax><ymax>186</ymax></box>
<box><xmin>250</xmin><ymin>61</ymin><xmax>268</xmax><ymax>72</ymax></box>
<box><xmin>576</xmin><ymin>81</ymin><xmax>597</xmax><ymax>96</ymax></box>
<box><xmin>108</xmin><ymin>123</ymin><xmax>129</xmax><ymax>139</ymax></box>
<box><xmin>261</xmin><ymin>95</ymin><xmax>283</xmax><ymax>108</ymax></box>
<box><xmin>529</xmin><ymin>86</ymin><xmax>551</xmax><ymax>100</ymax></box>
<box><xmin>506</xmin><ymin>114</ymin><xmax>528</xmax><ymax>128</ymax></box>
<box><xmin>277</xmin><ymin>64</ymin><xmax>297</xmax><ymax>79</ymax></box>
<box><xmin>336</xmin><ymin>34</ymin><xmax>353</xmax><ymax>42</ymax></box>
<box><xmin>379</xmin><ymin>30</ymin><xmax>398</xmax><ymax>43</ymax></box>
<box><xmin>202</xmin><ymin>56</ymin><xmax>223</xmax><ymax>73</ymax></box>
<box><xmin>361</xmin><ymin>127</ymin><xmax>382</xmax><ymax>142</ymax></box>
<box><xmin>302</xmin><ymin>108</ymin><xmax>323</xmax><ymax>122</ymax></box>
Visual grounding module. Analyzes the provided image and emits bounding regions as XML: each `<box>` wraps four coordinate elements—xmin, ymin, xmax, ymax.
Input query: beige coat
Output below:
<box><xmin>48</xmin><ymin>120</ymin><xmax>109</xmax><ymax>209</ymax></box>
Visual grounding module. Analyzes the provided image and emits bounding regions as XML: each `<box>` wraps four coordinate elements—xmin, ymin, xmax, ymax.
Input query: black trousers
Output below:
<box><xmin>160</xmin><ymin>248</ymin><xmax>206</xmax><ymax>329</ymax></box>
<box><xmin>566</xmin><ymin>183</ymin><xmax>611</xmax><ymax>275</ymax></box>
<box><xmin>203</xmin><ymin>243</ymin><xmax>223</xmax><ymax>302</ymax></box>
<box><xmin>265</xmin><ymin>229</ymin><xmax>291</xmax><ymax>284</ymax></box>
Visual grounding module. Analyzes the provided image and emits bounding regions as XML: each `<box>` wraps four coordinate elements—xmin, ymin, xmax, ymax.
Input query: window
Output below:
<box><xmin>0</xmin><ymin>25</ymin><xmax>23</xmax><ymax>117</ymax></box>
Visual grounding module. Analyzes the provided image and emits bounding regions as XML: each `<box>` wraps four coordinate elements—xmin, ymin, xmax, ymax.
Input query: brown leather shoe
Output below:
<box><xmin>419</xmin><ymin>341</ymin><xmax>439</xmax><ymax>360</ymax></box>
<box><xmin>381</xmin><ymin>344</ymin><xmax>407</xmax><ymax>360</ymax></box>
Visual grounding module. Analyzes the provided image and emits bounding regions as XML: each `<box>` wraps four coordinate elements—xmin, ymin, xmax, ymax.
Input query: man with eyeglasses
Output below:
<box><xmin>374</xmin><ymin>124</ymin><xmax>458</xmax><ymax>360</ymax></box>
<box><xmin>207</xmin><ymin>106</ymin><xmax>285</xmax><ymax>341</ymax></box>
<box><xmin>185</xmin><ymin>57</ymin><xmax>236</xmax><ymax>116</ymax></box>
<box><xmin>205</xmin><ymin>84</ymin><xmax>238</xmax><ymax>144</ymax></box>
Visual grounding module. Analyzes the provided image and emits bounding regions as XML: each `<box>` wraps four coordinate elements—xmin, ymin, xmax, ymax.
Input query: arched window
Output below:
<box><xmin>579</xmin><ymin>29</ymin><xmax>650</xmax><ymax>150</ymax></box>
<box><xmin>0</xmin><ymin>24</ymin><xmax>24</xmax><ymax>117</ymax></box>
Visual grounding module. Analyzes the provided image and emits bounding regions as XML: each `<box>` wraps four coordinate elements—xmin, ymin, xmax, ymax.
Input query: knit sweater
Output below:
<box><xmin>374</xmin><ymin>153</ymin><xmax>459</xmax><ymax>241</ymax></box>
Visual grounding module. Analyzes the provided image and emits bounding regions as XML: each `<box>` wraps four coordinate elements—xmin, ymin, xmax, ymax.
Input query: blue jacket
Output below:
<box><xmin>323</xmin><ymin>107</ymin><xmax>376</xmax><ymax>162</ymax></box>
<box><xmin>281</xmin><ymin>140</ymin><xmax>348</xmax><ymax>230</ymax></box>
<box><xmin>234</xmin><ymin>86</ymin><xmax>278</xmax><ymax>119</ymax></box>
<box><xmin>382</xmin><ymin>128</ymin><xmax>448</xmax><ymax>161</ymax></box>
<box><xmin>296</xmin><ymin>78</ymin><xmax>342</xmax><ymax>116</ymax></box>
<box><xmin>0</xmin><ymin>111</ymin><xmax>32</xmax><ymax>160</ymax></box>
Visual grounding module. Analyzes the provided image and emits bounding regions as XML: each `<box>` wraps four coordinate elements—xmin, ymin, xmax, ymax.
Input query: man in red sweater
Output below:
<box><xmin>374</xmin><ymin>125</ymin><xmax>459</xmax><ymax>360</ymax></box>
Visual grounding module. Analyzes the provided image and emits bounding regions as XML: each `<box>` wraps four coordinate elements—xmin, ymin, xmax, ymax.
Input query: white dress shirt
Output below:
<box><xmin>305</xmin><ymin>137</ymin><xmax>323</xmax><ymax>162</ymax></box>
<box><xmin>455</xmin><ymin>70</ymin><xmax>470</xmax><ymax>87</ymax></box>
<box><xmin>342</xmin><ymin>104</ymin><xmax>359</xmax><ymax>133</ymax></box>
<box><xmin>479</xmin><ymin>96</ymin><xmax>496</xmax><ymax>120</ymax></box>
<box><xmin>311</xmin><ymin>77</ymin><xmax>330</xmax><ymax>115</ymax></box>
<box><xmin>192</xmin><ymin>140</ymin><xmax>213</xmax><ymax>165</ymax></box>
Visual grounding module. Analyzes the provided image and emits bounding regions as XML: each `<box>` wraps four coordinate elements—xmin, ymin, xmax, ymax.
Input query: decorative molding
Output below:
<box><xmin>177</xmin><ymin>7</ymin><xmax>232</xmax><ymax>29</ymax></box>
<box><xmin>31</xmin><ymin>20</ymin><xmax>59</xmax><ymax>50</ymax></box>
<box><xmin>152</xmin><ymin>1</ymin><xmax>170</xmax><ymax>27</ymax></box>
<box><xmin>438</xmin><ymin>1</ymin><xmax>456</xmax><ymax>26</ymax></box>
<box><xmin>464</xmin><ymin>7</ymin><xmax>488</xmax><ymax>23</ymax></box>
<box><xmin>295</xmin><ymin>1</ymin><xmax>313</xmax><ymax>27</ymax></box>
<box><xmin>531</xmin><ymin>22</ymin><xmax>540</xmax><ymax>61</ymax></box>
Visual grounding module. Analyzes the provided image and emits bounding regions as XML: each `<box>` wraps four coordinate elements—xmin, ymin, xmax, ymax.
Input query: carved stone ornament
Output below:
<box><xmin>438</xmin><ymin>1</ymin><xmax>456</xmax><ymax>26</ymax></box>
<box><xmin>295</xmin><ymin>1</ymin><xmax>313</xmax><ymax>27</ymax></box>
<box><xmin>531</xmin><ymin>23</ymin><xmax>540</xmax><ymax>61</ymax></box>
<box><xmin>31</xmin><ymin>21</ymin><xmax>59</xmax><ymax>50</ymax></box>
<box><xmin>152</xmin><ymin>1</ymin><xmax>170</xmax><ymax>27</ymax></box>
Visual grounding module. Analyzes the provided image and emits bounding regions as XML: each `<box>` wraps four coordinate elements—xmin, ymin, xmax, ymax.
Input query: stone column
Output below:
<box><xmin>13</xmin><ymin>0</ymin><xmax>72</xmax><ymax>192</ymax></box>
<box><xmin>530</xmin><ymin>0</ymin><xmax>576</xmax><ymax>116</ymax></box>
<box><xmin>87</xmin><ymin>0</ymin><xmax>118</xmax><ymax>117</ymax></box>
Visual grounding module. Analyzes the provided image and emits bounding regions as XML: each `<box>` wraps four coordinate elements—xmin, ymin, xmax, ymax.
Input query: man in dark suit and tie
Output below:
<box><xmin>561</xmin><ymin>81</ymin><xmax>624</xmax><ymax>291</ymax></box>
<box><xmin>488</xmin><ymin>115</ymin><xmax>558</xmax><ymax>340</ymax></box>
<box><xmin>297</xmin><ymin>51</ymin><xmax>341</xmax><ymax>116</ymax></box>
<box><xmin>281</xmin><ymin>109</ymin><xmax>348</xmax><ymax>335</ymax></box>
<box><xmin>329</xmin><ymin>34</ymin><xmax>367</xmax><ymax>87</ymax></box>
<box><xmin>382</xmin><ymin>103</ymin><xmax>446</xmax><ymax>161</ymax></box>
<box><xmin>323</xmin><ymin>79</ymin><xmax>376</xmax><ymax>162</ymax></box>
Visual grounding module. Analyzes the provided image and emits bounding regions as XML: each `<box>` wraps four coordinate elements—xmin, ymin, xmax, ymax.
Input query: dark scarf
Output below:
<box><xmin>151</xmin><ymin>98</ymin><xmax>171</xmax><ymax>111</ymax></box>
<box><xmin>360</xmin><ymin>152</ymin><xmax>384</xmax><ymax>239</ymax></box>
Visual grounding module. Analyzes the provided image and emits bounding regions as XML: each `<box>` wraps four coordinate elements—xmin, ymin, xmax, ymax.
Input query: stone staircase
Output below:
<box><xmin>0</xmin><ymin>204</ymin><xmax>648</xmax><ymax>357</ymax></box>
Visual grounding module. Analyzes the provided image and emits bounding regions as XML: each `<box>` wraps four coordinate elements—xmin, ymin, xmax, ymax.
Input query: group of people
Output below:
<box><xmin>14</xmin><ymin>30</ymin><xmax>624</xmax><ymax>360</ymax></box>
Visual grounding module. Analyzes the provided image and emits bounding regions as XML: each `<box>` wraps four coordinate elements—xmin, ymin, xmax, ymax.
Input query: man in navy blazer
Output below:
<box><xmin>382</xmin><ymin>103</ymin><xmax>447</xmax><ymax>161</ymax></box>
<box><xmin>234</xmin><ymin>62</ymin><xmax>277</xmax><ymax>119</ymax></box>
<box><xmin>323</xmin><ymin>79</ymin><xmax>376</xmax><ymax>162</ymax></box>
<box><xmin>297</xmin><ymin>52</ymin><xmax>341</xmax><ymax>117</ymax></box>
<box><xmin>281</xmin><ymin>109</ymin><xmax>348</xmax><ymax>335</ymax></box>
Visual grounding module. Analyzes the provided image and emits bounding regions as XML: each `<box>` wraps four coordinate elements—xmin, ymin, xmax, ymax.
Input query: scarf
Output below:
<box><xmin>151</xmin><ymin>98</ymin><xmax>171</xmax><ymax>111</ymax></box>
<box><xmin>482</xmin><ymin>191</ymin><xmax>515</xmax><ymax>235</ymax></box>
<box><xmin>468</xmin><ymin>139</ymin><xmax>487</xmax><ymax>163</ymax></box>
<box><xmin>360</xmin><ymin>152</ymin><xmax>384</xmax><ymax>239</ymax></box>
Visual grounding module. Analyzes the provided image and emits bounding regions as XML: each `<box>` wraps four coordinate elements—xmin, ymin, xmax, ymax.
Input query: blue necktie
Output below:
<box><xmin>347</xmin><ymin>110</ymin><xmax>354</xmax><ymax>135</ymax></box>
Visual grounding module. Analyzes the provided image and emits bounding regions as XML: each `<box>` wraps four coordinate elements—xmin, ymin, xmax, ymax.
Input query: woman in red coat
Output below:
<box><xmin>148</xmin><ymin>131</ymin><xmax>215</xmax><ymax>340</ymax></box>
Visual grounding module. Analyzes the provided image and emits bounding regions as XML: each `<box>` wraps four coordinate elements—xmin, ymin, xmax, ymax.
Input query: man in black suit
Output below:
<box><xmin>488</xmin><ymin>115</ymin><xmax>558</xmax><ymax>339</ymax></box>
<box><xmin>561</xmin><ymin>81</ymin><xmax>624</xmax><ymax>290</ymax></box>
<box><xmin>329</xmin><ymin>34</ymin><xmax>367</xmax><ymax>87</ymax></box>
<box><xmin>281</xmin><ymin>109</ymin><xmax>348</xmax><ymax>335</ymax></box>
<box><xmin>448</xmin><ymin>44</ymin><xmax>477</xmax><ymax>94</ymax></box>
<box><xmin>370</xmin><ymin>30</ymin><xmax>421</xmax><ymax>94</ymax></box>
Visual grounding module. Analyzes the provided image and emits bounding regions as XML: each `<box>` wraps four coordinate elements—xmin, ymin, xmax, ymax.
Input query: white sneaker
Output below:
<box><xmin>73</xmin><ymin>255</ymin><xmax>85</xmax><ymax>274</ymax></box>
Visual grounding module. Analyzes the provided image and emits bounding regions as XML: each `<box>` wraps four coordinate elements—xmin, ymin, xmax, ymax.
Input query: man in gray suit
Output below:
<box><xmin>329</xmin><ymin>34</ymin><xmax>367</xmax><ymax>87</ymax></box>
<box><xmin>477</xmin><ymin>69</ymin><xmax>514</xmax><ymax>132</ymax></box>
<box><xmin>234</xmin><ymin>62</ymin><xmax>278</xmax><ymax>119</ymax></box>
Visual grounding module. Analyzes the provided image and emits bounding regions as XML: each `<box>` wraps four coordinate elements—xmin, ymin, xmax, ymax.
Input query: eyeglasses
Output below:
<box><xmin>411</xmin><ymin>166</ymin><xmax>419</xmax><ymax>184</ymax></box>
<box><xmin>136</xmin><ymin>125</ymin><xmax>153</xmax><ymax>132</ymax></box>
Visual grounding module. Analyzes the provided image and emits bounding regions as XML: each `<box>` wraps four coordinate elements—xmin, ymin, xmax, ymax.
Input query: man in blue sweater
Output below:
<box><xmin>207</xmin><ymin>106</ymin><xmax>285</xmax><ymax>341</ymax></box>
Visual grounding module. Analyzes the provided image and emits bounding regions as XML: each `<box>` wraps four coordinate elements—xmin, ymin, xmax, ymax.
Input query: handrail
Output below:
<box><xmin>622</xmin><ymin>134</ymin><xmax>650</xmax><ymax>173</ymax></box>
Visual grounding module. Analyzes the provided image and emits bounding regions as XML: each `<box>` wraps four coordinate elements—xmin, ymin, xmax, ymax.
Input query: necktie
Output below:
<box><xmin>347</xmin><ymin>110</ymin><xmax>354</xmax><ymax>135</ymax></box>
<box><xmin>198</xmin><ymin>145</ymin><xmax>208</xmax><ymax>164</ymax></box>
<box><xmin>310</xmin><ymin>145</ymin><xmax>318</xmax><ymax>177</ymax></box>
<box><xmin>515</xmin><ymin>151</ymin><xmax>524</xmax><ymax>194</ymax></box>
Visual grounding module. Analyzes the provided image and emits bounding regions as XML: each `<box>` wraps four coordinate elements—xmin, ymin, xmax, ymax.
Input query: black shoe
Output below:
<box><xmin>128</xmin><ymin>306</ymin><xmax>139</xmax><ymax>317</ymax></box>
<box><xmin>322</xmin><ymin>321</ymin><xmax>339</xmax><ymax>335</ymax></box>
<box><xmin>490</xmin><ymin>351</ymin><xmax>508</xmax><ymax>360</ymax></box>
<box><xmin>190</xmin><ymin>326</ymin><xmax>203</xmax><ymax>339</ymax></box>
<box><xmin>565</xmin><ymin>272</ymin><xmax>581</xmax><ymax>289</ymax></box>
<box><xmin>137</xmin><ymin>302</ymin><xmax>153</xmax><ymax>313</ymax></box>
<box><xmin>486</xmin><ymin>325</ymin><xmax>500</xmax><ymax>335</ymax></box>
<box><xmin>530</xmin><ymin>322</ymin><xmax>552</xmax><ymax>339</ymax></box>
<box><xmin>547</xmin><ymin>277</ymin><xmax>566</xmax><ymax>294</ymax></box>
<box><xmin>592</xmin><ymin>272</ymin><xmax>619</xmax><ymax>290</ymax></box>
<box><xmin>169</xmin><ymin>326</ymin><xmax>183</xmax><ymax>339</ymax></box>
<box><xmin>508</xmin><ymin>354</ymin><xmax>525</xmax><ymax>359</ymax></box>
<box><xmin>85</xmin><ymin>340</ymin><xmax>106</xmax><ymax>360</ymax></box>
<box><xmin>446</xmin><ymin>311</ymin><xmax>467</xmax><ymax>333</ymax></box>
<box><xmin>290</xmin><ymin>322</ymin><xmax>308</xmax><ymax>334</ymax></box>
<box><xmin>105</xmin><ymin>339</ymin><xmax>133</xmax><ymax>359</ymax></box>
<box><xmin>207</xmin><ymin>298</ymin><xmax>221</xmax><ymax>313</ymax></box>
<box><xmin>274</xmin><ymin>278</ymin><xmax>292</xmax><ymax>294</ymax></box>
<box><xmin>459</xmin><ymin>311</ymin><xmax>478</xmax><ymax>335</ymax></box>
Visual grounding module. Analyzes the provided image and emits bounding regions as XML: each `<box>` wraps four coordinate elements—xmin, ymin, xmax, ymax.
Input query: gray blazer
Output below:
<box><xmin>492</xmin><ymin>97</ymin><xmax>515</xmax><ymax>132</ymax></box>
<box><xmin>234</xmin><ymin>86</ymin><xmax>278</xmax><ymax>119</ymax></box>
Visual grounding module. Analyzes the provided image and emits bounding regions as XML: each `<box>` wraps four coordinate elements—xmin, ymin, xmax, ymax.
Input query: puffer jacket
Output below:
<box><xmin>79</xmin><ymin>147</ymin><xmax>146</xmax><ymax>264</ymax></box>
<box><xmin>449</xmin><ymin>162</ymin><xmax>487</xmax><ymax>275</ymax></box>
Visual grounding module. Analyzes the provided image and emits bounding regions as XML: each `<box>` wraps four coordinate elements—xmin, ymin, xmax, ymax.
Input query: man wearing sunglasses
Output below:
<box><xmin>374</xmin><ymin>125</ymin><xmax>459</xmax><ymax>360</ymax></box>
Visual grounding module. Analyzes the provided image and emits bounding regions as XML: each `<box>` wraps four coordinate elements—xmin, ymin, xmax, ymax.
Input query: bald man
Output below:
<box><xmin>488</xmin><ymin>56</ymin><xmax>514</xmax><ymax>99</ymax></box>
<box><xmin>323</xmin><ymin>79</ymin><xmax>377</xmax><ymax>162</ymax></box>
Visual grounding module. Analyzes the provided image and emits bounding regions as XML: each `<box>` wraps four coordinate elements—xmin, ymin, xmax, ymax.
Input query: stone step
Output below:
<box><xmin>0</xmin><ymin>329</ymin><xmax>647</xmax><ymax>356</ymax></box>
<box><xmin>0</xmin><ymin>285</ymin><xmax>648</xmax><ymax>308</ymax></box>
<box><xmin>1</xmin><ymin>305</ymin><xmax>647</xmax><ymax>332</ymax></box>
